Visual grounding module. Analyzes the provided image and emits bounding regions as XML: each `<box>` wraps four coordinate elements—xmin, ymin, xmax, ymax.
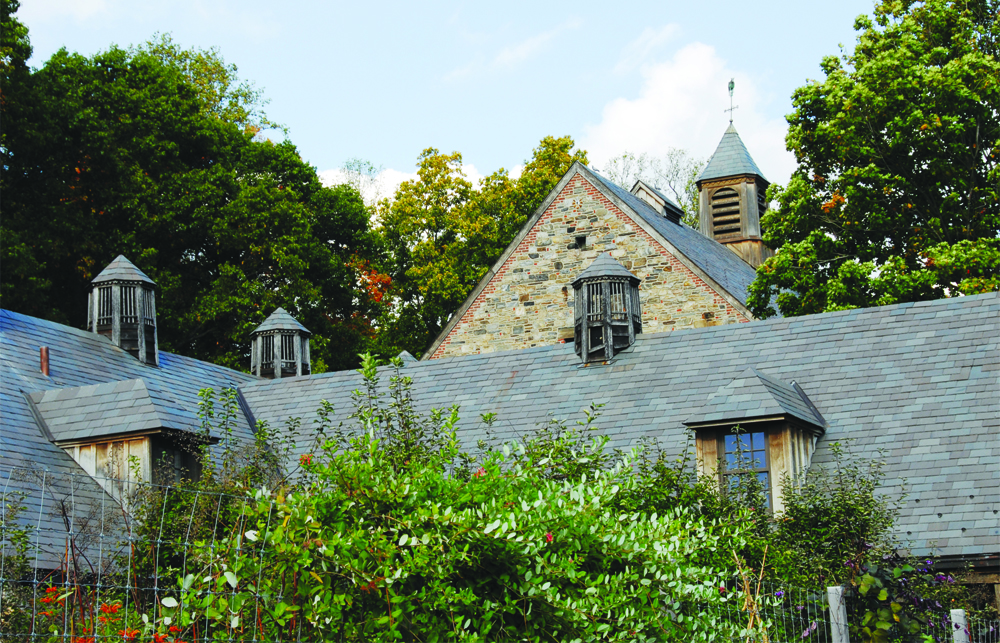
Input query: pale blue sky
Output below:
<box><xmin>22</xmin><ymin>0</ymin><xmax>874</xmax><ymax>191</ymax></box>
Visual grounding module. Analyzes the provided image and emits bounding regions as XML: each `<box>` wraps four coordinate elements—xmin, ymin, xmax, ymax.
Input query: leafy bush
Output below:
<box><xmin>168</xmin><ymin>434</ymin><xmax>747</xmax><ymax>642</ymax></box>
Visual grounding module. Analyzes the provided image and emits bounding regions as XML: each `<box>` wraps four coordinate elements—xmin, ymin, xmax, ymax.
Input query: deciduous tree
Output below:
<box><xmin>602</xmin><ymin>149</ymin><xmax>704</xmax><ymax>226</ymax></box>
<box><xmin>0</xmin><ymin>15</ymin><xmax>382</xmax><ymax>371</ymax></box>
<box><xmin>748</xmin><ymin>0</ymin><xmax>1000</xmax><ymax>318</ymax></box>
<box><xmin>374</xmin><ymin>137</ymin><xmax>588</xmax><ymax>358</ymax></box>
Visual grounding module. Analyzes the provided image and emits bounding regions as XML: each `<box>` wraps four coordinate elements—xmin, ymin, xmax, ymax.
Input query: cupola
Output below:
<box><xmin>572</xmin><ymin>253</ymin><xmax>642</xmax><ymax>364</ymax></box>
<box><xmin>249</xmin><ymin>308</ymin><xmax>311</xmax><ymax>379</ymax></box>
<box><xmin>696</xmin><ymin>123</ymin><xmax>774</xmax><ymax>268</ymax></box>
<box><xmin>88</xmin><ymin>255</ymin><xmax>158</xmax><ymax>365</ymax></box>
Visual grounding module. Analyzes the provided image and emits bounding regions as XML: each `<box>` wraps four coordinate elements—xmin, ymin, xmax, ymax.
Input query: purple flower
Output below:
<box><xmin>802</xmin><ymin>621</ymin><xmax>818</xmax><ymax>638</ymax></box>
<box><xmin>796</xmin><ymin>605</ymin><xmax>805</xmax><ymax>611</ymax></box>
<box><xmin>775</xmin><ymin>590</ymin><xmax>785</xmax><ymax>598</ymax></box>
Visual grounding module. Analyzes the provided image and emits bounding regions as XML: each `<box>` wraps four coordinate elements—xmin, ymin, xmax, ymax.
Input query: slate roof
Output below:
<box><xmin>684</xmin><ymin>367</ymin><xmax>826</xmax><ymax>429</ymax></box>
<box><xmin>586</xmin><ymin>167</ymin><xmax>760</xmax><ymax>309</ymax></box>
<box><xmin>0</xmin><ymin>309</ymin><xmax>256</xmax><ymax>566</ymax></box>
<box><xmin>252</xmin><ymin>307</ymin><xmax>311</xmax><ymax>335</ymax></box>
<box><xmin>30</xmin><ymin>378</ymin><xmax>204</xmax><ymax>443</ymax></box>
<box><xmin>242</xmin><ymin>293</ymin><xmax>1000</xmax><ymax>560</ymax></box>
<box><xmin>91</xmin><ymin>254</ymin><xmax>156</xmax><ymax>285</ymax></box>
<box><xmin>697</xmin><ymin>123</ymin><xmax>767</xmax><ymax>183</ymax></box>
<box><xmin>572</xmin><ymin>252</ymin><xmax>640</xmax><ymax>285</ymax></box>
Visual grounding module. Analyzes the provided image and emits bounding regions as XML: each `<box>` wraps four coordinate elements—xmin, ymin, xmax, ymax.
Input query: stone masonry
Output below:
<box><xmin>430</xmin><ymin>174</ymin><xmax>750</xmax><ymax>359</ymax></box>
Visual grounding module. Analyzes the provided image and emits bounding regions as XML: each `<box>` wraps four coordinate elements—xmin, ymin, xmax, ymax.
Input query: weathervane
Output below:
<box><xmin>725</xmin><ymin>78</ymin><xmax>739</xmax><ymax>123</ymax></box>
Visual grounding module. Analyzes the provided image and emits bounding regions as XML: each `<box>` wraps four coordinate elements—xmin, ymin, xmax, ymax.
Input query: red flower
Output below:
<box><xmin>119</xmin><ymin>628</ymin><xmax>140</xmax><ymax>641</ymax></box>
<box><xmin>473</xmin><ymin>467</ymin><xmax>486</xmax><ymax>478</ymax></box>
<box><xmin>719</xmin><ymin>586</ymin><xmax>727</xmax><ymax>594</ymax></box>
<box><xmin>152</xmin><ymin>633</ymin><xmax>168</xmax><ymax>643</ymax></box>
<box><xmin>100</xmin><ymin>602</ymin><xmax>121</xmax><ymax>614</ymax></box>
<box><xmin>300</xmin><ymin>454</ymin><xmax>313</xmax><ymax>466</ymax></box>
<box><xmin>168</xmin><ymin>626</ymin><xmax>182</xmax><ymax>633</ymax></box>
<box><xmin>545</xmin><ymin>532</ymin><xmax>553</xmax><ymax>543</ymax></box>
<box><xmin>46</xmin><ymin>587</ymin><xmax>60</xmax><ymax>593</ymax></box>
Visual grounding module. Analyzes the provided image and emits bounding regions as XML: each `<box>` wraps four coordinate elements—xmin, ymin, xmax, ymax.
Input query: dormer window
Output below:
<box><xmin>684</xmin><ymin>368</ymin><xmax>826</xmax><ymax>513</ymax></box>
<box><xmin>572</xmin><ymin>253</ymin><xmax>642</xmax><ymax>364</ymax></box>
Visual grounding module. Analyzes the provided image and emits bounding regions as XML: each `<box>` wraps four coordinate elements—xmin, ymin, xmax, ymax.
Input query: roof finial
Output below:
<box><xmin>725</xmin><ymin>78</ymin><xmax>738</xmax><ymax>124</ymax></box>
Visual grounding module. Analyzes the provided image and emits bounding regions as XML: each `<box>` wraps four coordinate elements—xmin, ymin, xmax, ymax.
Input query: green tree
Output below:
<box><xmin>374</xmin><ymin>136</ymin><xmax>588</xmax><ymax>358</ymax></box>
<box><xmin>749</xmin><ymin>0</ymin><xmax>1000</xmax><ymax>318</ymax></box>
<box><xmin>375</xmin><ymin>148</ymin><xmax>475</xmax><ymax>356</ymax></box>
<box><xmin>0</xmin><ymin>19</ymin><xmax>382</xmax><ymax>371</ymax></box>
<box><xmin>133</xmin><ymin>33</ymin><xmax>280</xmax><ymax>135</ymax></box>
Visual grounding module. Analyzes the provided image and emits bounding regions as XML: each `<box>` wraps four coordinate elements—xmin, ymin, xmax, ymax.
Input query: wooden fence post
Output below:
<box><xmin>828</xmin><ymin>586</ymin><xmax>850</xmax><ymax>643</ymax></box>
<box><xmin>950</xmin><ymin>609</ymin><xmax>969</xmax><ymax>643</ymax></box>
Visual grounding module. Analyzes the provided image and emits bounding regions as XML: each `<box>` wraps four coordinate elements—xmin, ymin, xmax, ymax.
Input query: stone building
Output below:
<box><xmin>425</xmin><ymin>124</ymin><xmax>779</xmax><ymax>360</ymax></box>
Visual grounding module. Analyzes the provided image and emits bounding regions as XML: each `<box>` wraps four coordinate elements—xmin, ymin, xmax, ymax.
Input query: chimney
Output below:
<box><xmin>249</xmin><ymin>308</ymin><xmax>312</xmax><ymax>379</ymax></box>
<box><xmin>88</xmin><ymin>255</ymin><xmax>159</xmax><ymax>365</ymax></box>
<box><xmin>40</xmin><ymin>346</ymin><xmax>50</xmax><ymax>376</ymax></box>
<box><xmin>571</xmin><ymin>253</ymin><xmax>643</xmax><ymax>364</ymax></box>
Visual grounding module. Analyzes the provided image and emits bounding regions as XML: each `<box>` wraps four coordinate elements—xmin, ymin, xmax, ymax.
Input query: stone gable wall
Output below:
<box><xmin>430</xmin><ymin>174</ymin><xmax>750</xmax><ymax>359</ymax></box>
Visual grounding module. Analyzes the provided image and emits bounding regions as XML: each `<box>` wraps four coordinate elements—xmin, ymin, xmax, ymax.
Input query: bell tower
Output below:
<box><xmin>696</xmin><ymin>86</ymin><xmax>773</xmax><ymax>268</ymax></box>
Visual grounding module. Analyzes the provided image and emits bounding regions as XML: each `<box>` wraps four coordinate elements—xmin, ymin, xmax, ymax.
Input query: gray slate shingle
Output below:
<box><xmin>586</xmin><ymin>167</ymin><xmax>761</xmax><ymax>309</ymax></box>
<box><xmin>0</xmin><ymin>309</ymin><xmax>255</xmax><ymax>567</ymax></box>
<box><xmin>242</xmin><ymin>293</ymin><xmax>1000</xmax><ymax>559</ymax></box>
<box><xmin>697</xmin><ymin>123</ymin><xmax>767</xmax><ymax>182</ymax></box>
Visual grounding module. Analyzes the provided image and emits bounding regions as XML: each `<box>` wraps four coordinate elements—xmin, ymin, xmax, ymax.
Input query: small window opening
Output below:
<box><xmin>122</xmin><ymin>286</ymin><xmax>137</xmax><ymax>324</ymax></box>
<box><xmin>97</xmin><ymin>287</ymin><xmax>113</xmax><ymax>328</ymax></box>
<box><xmin>721</xmin><ymin>430</ymin><xmax>771</xmax><ymax>510</ymax></box>
<box><xmin>575</xmin><ymin>235</ymin><xmax>586</xmax><ymax>248</ymax></box>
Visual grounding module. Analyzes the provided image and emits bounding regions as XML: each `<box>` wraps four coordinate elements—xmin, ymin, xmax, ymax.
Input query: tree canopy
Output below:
<box><xmin>0</xmin><ymin>8</ymin><xmax>382</xmax><ymax>372</ymax></box>
<box><xmin>601</xmin><ymin>149</ymin><xmax>704</xmax><ymax>227</ymax></box>
<box><xmin>748</xmin><ymin>0</ymin><xmax>1000</xmax><ymax>318</ymax></box>
<box><xmin>373</xmin><ymin>136</ymin><xmax>588</xmax><ymax>358</ymax></box>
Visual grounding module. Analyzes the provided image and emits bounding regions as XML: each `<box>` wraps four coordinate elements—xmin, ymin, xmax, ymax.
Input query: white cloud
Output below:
<box><xmin>494</xmin><ymin>18</ymin><xmax>580</xmax><ymax>67</ymax></box>
<box><xmin>613</xmin><ymin>24</ymin><xmax>679</xmax><ymax>74</ymax></box>
<box><xmin>582</xmin><ymin>42</ymin><xmax>795</xmax><ymax>187</ymax></box>
<box><xmin>446</xmin><ymin>18</ymin><xmax>581</xmax><ymax>81</ymax></box>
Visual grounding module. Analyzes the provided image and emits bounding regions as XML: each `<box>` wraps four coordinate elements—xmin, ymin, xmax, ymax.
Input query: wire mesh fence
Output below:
<box><xmin>707</xmin><ymin>581</ymin><xmax>834</xmax><ymax>643</ymax></box>
<box><xmin>969</xmin><ymin>620</ymin><xmax>1000</xmax><ymax>643</ymax></box>
<box><xmin>1</xmin><ymin>466</ymin><xmax>278</xmax><ymax>642</ymax></box>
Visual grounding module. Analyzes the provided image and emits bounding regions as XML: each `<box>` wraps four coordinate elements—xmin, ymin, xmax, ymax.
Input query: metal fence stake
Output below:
<box><xmin>828</xmin><ymin>586</ymin><xmax>850</xmax><ymax>643</ymax></box>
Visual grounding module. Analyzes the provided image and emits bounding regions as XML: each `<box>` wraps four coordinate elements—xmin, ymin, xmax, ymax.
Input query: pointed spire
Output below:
<box><xmin>572</xmin><ymin>253</ymin><xmax>640</xmax><ymax>286</ymax></box>
<box><xmin>697</xmin><ymin>124</ymin><xmax>766</xmax><ymax>183</ymax></box>
<box><xmin>91</xmin><ymin>255</ymin><xmax>156</xmax><ymax>285</ymax></box>
<box><xmin>251</xmin><ymin>307</ymin><xmax>311</xmax><ymax>335</ymax></box>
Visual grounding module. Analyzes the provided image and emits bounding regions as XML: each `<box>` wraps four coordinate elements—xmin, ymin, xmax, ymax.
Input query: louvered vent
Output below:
<box><xmin>757</xmin><ymin>188</ymin><xmax>768</xmax><ymax>232</ymax></box>
<box><xmin>711</xmin><ymin>187</ymin><xmax>741</xmax><ymax>240</ymax></box>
